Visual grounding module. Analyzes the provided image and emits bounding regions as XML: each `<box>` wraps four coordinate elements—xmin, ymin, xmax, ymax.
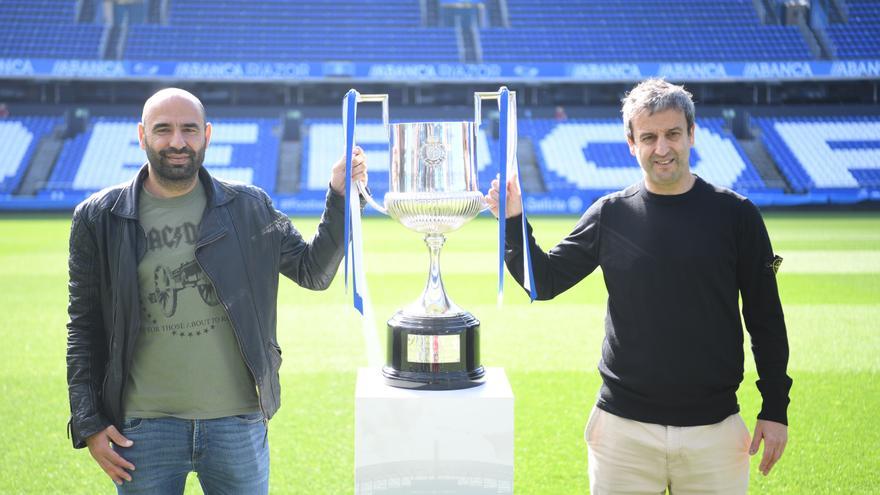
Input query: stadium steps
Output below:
<box><xmin>792</xmin><ymin>12</ymin><xmax>832</xmax><ymax>59</ymax></box>
<box><xmin>147</xmin><ymin>0</ymin><xmax>165</xmax><ymax>23</ymax></box>
<box><xmin>737</xmin><ymin>134</ymin><xmax>791</xmax><ymax>193</ymax></box>
<box><xmin>424</xmin><ymin>0</ymin><xmax>439</xmax><ymax>26</ymax></box>
<box><xmin>15</xmin><ymin>129</ymin><xmax>64</xmax><ymax>196</ymax></box>
<box><xmin>76</xmin><ymin>0</ymin><xmax>96</xmax><ymax>23</ymax></box>
<box><xmin>459</xmin><ymin>16</ymin><xmax>480</xmax><ymax>62</ymax></box>
<box><xmin>103</xmin><ymin>20</ymin><xmax>128</xmax><ymax>60</ymax></box>
<box><xmin>517</xmin><ymin>137</ymin><xmax>546</xmax><ymax>194</ymax></box>
<box><xmin>485</xmin><ymin>0</ymin><xmax>508</xmax><ymax>27</ymax></box>
<box><xmin>754</xmin><ymin>0</ymin><xmax>780</xmax><ymax>24</ymax></box>
<box><xmin>277</xmin><ymin>141</ymin><xmax>302</xmax><ymax>194</ymax></box>
<box><xmin>826</xmin><ymin>0</ymin><xmax>848</xmax><ymax>23</ymax></box>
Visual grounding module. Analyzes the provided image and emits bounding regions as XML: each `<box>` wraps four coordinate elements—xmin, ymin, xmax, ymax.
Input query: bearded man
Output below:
<box><xmin>66</xmin><ymin>88</ymin><xmax>367</xmax><ymax>494</ymax></box>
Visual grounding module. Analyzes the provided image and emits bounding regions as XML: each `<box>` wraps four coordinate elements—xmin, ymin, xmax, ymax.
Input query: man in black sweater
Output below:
<box><xmin>486</xmin><ymin>79</ymin><xmax>790</xmax><ymax>494</ymax></box>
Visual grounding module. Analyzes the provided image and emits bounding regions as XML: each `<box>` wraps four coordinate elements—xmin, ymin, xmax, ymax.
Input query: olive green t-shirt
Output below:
<box><xmin>124</xmin><ymin>182</ymin><xmax>259</xmax><ymax>419</ymax></box>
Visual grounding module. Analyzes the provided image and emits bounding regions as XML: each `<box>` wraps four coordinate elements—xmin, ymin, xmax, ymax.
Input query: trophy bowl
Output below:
<box><xmin>359</xmin><ymin>121</ymin><xmax>488</xmax><ymax>389</ymax></box>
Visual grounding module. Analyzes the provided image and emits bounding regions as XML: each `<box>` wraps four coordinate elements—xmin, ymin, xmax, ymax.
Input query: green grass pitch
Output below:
<box><xmin>0</xmin><ymin>211</ymin><xmax>878</xmax><ymax>493</ymax></box>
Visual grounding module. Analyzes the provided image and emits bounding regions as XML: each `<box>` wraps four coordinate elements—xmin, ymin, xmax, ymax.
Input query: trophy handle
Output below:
<box><xmin>474</xmin><ymin>87</ymin><xmax>517</xmax><ymax>175</ymax></box>
<box><xmin>474</xmin><ymin>88</ymin><xmax>517</xmax><ymax>211</ymax></box>
<box><xmin>474</xmin><ymin>87</ymin><xmax>516</xmax><ymax>132</ymax></box>
<box><xmin>356</xmin><ymin>93</ymin><xmax>389</xmax><ymax>134</ymax></box>
<box><xmin>353</xmin><ymin>93</ymin><xmax>390</xmax><ymax>216</ymax></box>
<box><xmin>355</xmin><ymin>181</ymin><xmax>388</xmax><ymax>215</ymax></box>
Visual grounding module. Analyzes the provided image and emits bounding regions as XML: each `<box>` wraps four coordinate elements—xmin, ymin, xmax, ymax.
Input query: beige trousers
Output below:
<box><xmin>585</xmin><ymin>406</ymin><xmax>751</xmax><ymax>495</ymax></box>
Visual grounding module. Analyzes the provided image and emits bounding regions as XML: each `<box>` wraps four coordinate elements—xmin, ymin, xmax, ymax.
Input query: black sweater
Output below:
<box><xmin>505</xmin><ymin>177</ymin><xmax>792</xmax><ymax>426</ymax></box>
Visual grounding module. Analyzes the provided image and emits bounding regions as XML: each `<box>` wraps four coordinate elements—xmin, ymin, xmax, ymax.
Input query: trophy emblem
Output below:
<box><xmin>343</xmin><ymin>88</ymin><xmax>531</xmax><ymax>390</ymax></box>
<box><xmin>420</xmin><ymin>138</ymin><xmax>447</xmax><ymax>168</ymax></box>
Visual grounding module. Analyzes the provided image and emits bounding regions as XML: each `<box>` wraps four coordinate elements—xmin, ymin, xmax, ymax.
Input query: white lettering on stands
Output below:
<box><xmin>742</xmin><ymin>62</ymin><xmax>813</xmax><ymax>79</ymax></box>
<box><xmin>0</xmin><ymin>58</ymin><xmax>35</xmax><ymax>76</ymax></box>
<box><xmin>524</xmin><ymin>196</ymin><xmax>569</xmax><ymax>214</ymax></box>
<box><xmin>52</xmin><ymin>60</ymin><xmax>126</xmax><ymax>77</ymax></box>
<box><xmin>72</xmin><ymin>122</ymin><xmax>255</xmax><ymax>190</ymax></box>
<box><xmin>244</xmin><ymin>62</ymin><xmax>311</xmax><ymax>78</ymax></box>
<box><xmin>568</xmin><ymin>63</ymin><xmax>641</xmax><ymax>80</ymax></box>
<box><xmin>366</xmin><ymin>64</ymin><xmax>501</xmax><ymax>80</ymax></box>
<box><xmin>830</xmin><ymin>60</ymin><xmax>880</xmax><ymax>78</ymax></box>
<box><xmin>539</xmin><ymin>123</ymin><xmax>747</xmax><ymax>189</ymax></box>
<box><xmin>277</xmin><ymin>198</ymin><xmax>328</xmax><ymax>212</ymax></box>
<box><xmin>436</xmin><ymin>64</ymin><xmax>501</xmax><ymax>79</ymax></box>
<box><xmin>173</xmin><ymin>62</ymin><xmax>245</xmax><ymax>79</ymax></box>
<box><xmin>367</xmin><ymin>64</ymin><xmax>437</xmax><ymax>79</ymax></box>
<box><xmin>774</xmin><ymin>121</ymin><xmax>880</xmax><ymax>188</ymax></box>
<box><xmin>659</xmin><ymin>63</ymin><xmax>728</xmax><ymax>80</ymax></box>
<box><xmin>0</xmin><ymin>122</ymin><xmax>33</xmax><ymax>180</ymax></box>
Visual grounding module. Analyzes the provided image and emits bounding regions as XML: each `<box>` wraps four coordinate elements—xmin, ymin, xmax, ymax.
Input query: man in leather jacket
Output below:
<box><xmin>66</xmin><ymin>88</ymin><xmax>367</xmax><ymax>493</ymax></box>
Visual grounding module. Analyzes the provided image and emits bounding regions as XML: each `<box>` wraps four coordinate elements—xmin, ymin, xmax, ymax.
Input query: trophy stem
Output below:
<box><xmin>416</xmin><ymin>233</ymin><xmax>458</xmax><ymax>315</ymax></box>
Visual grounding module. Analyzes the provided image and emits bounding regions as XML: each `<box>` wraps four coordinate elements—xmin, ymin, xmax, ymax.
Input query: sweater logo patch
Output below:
<box><xmin>767</xmin><ymin>255</ymin><xmax>783</xmax><ymax>275</ymax></box>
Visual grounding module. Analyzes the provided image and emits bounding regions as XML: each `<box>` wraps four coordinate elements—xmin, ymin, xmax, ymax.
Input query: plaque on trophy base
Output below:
<box><xmin>383</xmin><ymin>310</ymin><xmax>483</xmax><ymax>390</ymax></box>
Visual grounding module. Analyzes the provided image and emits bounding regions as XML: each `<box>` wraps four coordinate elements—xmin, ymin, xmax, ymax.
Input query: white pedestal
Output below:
<box><xmin>355</xmin><ymin>367</ymin><xmax>514</xmax><ymax>494</ymax></box>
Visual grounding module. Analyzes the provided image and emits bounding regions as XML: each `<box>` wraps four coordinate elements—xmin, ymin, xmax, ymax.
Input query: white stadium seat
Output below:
<box><xmin>0</xmin><ymin>121</ymin><xmax>33</xmax><ymax>185</ymax></box>
<box><xmin>773</xmin><ymin>121</ymin><xmax>880</xmax><ymax>188</ymax></box>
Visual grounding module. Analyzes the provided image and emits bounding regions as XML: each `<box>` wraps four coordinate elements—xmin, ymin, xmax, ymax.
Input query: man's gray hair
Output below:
<box><xmin>621</xmin><ymin>78</ymin><xmax>695</xmax><ymax>140</ymax></box>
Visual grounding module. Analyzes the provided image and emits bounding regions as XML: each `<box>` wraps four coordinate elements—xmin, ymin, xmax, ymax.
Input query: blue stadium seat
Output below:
<box><xmin>481</xmin><ymin>0</ymin><xmax>813</xmax><ymax>62</ymax></box>
<box><xmin>124</xmin><ymin>0</ymin><xmax>460</xmax><ymax>63</ymax></box>
<box><xmin>827</xmin><ymin>0</ymin><xmax>880</xmax><ymax>58</ymax></box>
<box><xmin>0</xmin><ymin>0</ymin><xmax>103</xmax><ymax>59</ymax></box>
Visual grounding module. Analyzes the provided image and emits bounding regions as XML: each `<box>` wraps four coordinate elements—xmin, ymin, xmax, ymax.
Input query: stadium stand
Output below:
<box><xmin>0</xmin><ymin>0</ymin><xmax>104</xmax><ymax>59</ymax></box>
<box><xmin>0</xmin><ymin>116</ymin><xmax>61</xmax><ymax>194</ymax></box>
<box><xmin>21</xmin><ymin>114</ymin><xmax>880</xmax><ymax>203</ymax></box>
<box><xmin>481</xmin><ymin>0</ymin><xmax>814</xmax><ymax>62</ymax></box>
<box><xmin>5</xmin><ymin>111</ymin><xmax>878</xmax><ymax>210</ymax></box>
<box><xmin>42</xmin><ymin>117</ymin><xmax>280</xmax><ymax>195</ymax></box>
<box><xmin>756</xmin><ymin>116</ymin><xmax>880</xmax><ymax>192</ymax></box>
<box><xmin>826</xmin><ymin>0</ymin><xmax>880</xmax><ymax>58</ymax></box>
<box><xmin>1</xmin><ymin>1</ymin><xmax>878</xmax><ymax>210</ymax></box>
<box><xmin>125</xmin><ymin>0</ymin><xmax>460</xmax><ymax>62</ymax></box>
<box><xmin>0</xmin><ymin>0</ymin><xmax>826</xmax><ymax>64</ymax></box>
<box><xmin>4</xmin><ymin>0</ymin><xmax>880</xmax><ymax>67</ymax></box>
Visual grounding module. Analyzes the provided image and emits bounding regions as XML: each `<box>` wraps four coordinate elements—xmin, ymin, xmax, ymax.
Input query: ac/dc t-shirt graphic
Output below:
<box><xmin>146</xmin><ymin>259</ymin><xmax>219</xmax><ymax>318</ymax></box>
<box><xmin>125</xmin><ymin>182</ymin><xmax>259</xmax><ymax>419</ymax></box>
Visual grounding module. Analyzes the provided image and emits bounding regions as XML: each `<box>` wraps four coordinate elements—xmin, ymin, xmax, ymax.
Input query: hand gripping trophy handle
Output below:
<box><xmin>474</xmin><ymin>87</ymin><xmax>524</xmax><ymax>305</ymax></box>
<box><xmin>351</xmin><ymin>93</ymin><xmax>389</xmax><ymax>215</ymax></box>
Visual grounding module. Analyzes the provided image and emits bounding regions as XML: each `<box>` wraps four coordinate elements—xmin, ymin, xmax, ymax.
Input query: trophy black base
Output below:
<box><xmin>382</xmin><ymin>310</ymin><xmax>485</xmax><ymax>391</ymax></box>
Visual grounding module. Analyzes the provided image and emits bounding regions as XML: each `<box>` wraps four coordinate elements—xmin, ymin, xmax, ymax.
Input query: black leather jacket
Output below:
<box><xmin>66</xmin><ymin>165</ymin><xmax>346</xmax><ymax>448</ymax></box>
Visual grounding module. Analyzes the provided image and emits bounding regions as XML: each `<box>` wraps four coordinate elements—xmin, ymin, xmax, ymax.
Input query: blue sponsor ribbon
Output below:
<box><xmin>342</xmin><ymin>89</ymin><xmax>364</xmax><ymax>314</ymax></box>
<box><xmin>496</xmin><ymin>87</ymin><xmax>536</xmax><ymax>303</ymax></box>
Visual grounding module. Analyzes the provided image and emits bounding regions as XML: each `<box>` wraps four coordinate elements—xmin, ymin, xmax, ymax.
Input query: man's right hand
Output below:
<box><xmin>86</xmin><ymin>425</ymin><xmax>135</xmax><ymax>485</ymax></box>
<box><xmin>485</xmin><ymin>172</ymin><xmax>523</xmax><ymax>219</ymax></box>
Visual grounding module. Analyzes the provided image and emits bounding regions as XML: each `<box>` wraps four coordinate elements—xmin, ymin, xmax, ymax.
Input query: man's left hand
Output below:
<box><xmin>330</xmin><ymin>146</ymin><xmax>367</xmax><ymax>195</ymax></box>
<box><xmin>749</xmin><ymin>419</ymin><xmax>787</xmax><ymax>476</ymax></box>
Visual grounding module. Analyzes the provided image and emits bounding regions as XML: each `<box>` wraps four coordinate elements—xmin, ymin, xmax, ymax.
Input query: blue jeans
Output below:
<box><xmin>112</xmin><ymin>414</ymin><xmax>269</xmax><ymax>495</ymax></box>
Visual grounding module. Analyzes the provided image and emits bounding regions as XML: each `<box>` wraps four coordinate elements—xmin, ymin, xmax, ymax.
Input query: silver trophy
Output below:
<box><xmin>354</xmin><ymin>91</ymin><xmax>515</xmax><ymax>390</ymax></box>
